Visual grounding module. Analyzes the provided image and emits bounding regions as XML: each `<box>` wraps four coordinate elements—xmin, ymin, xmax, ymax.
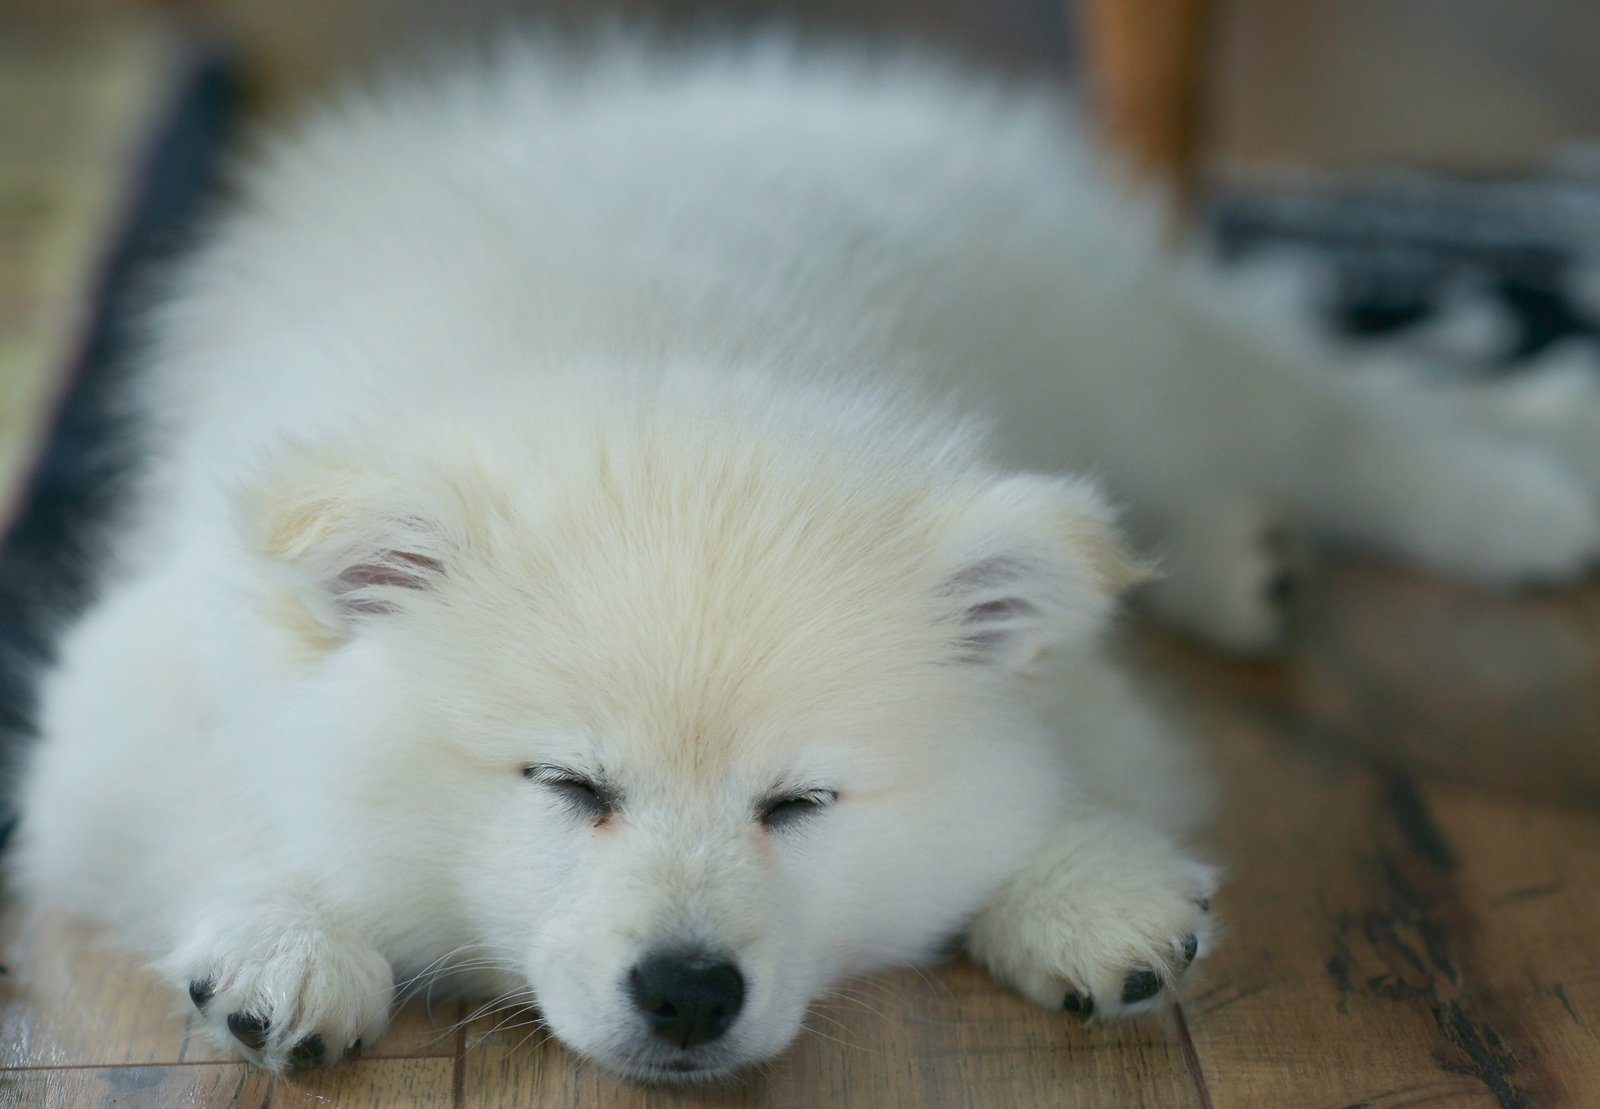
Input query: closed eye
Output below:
<box><xmin>522</xmin><ymin>764</ymin><xmax>617</xmax><ymax>822</ymax></box>
<box><xmin>758</xmin><ymin>788</ymin><xmax>838</xmax><ymax>832</ymax></box>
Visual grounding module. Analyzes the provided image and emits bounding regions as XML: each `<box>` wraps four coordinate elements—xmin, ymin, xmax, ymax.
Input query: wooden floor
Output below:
<box><xmin>2</xmin><ymin>563</ymin><xmax>1598</xmax><ymax>1108</ymax></box>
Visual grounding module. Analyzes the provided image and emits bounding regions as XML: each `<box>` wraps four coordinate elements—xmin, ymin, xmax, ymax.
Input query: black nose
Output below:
<box><xmin>628</xmin><ymin>951</ymin><xmax>746</xmax><ymax>1048</ymax></box>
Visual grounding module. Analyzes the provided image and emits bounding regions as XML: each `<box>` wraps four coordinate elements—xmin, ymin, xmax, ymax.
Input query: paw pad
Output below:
<box><xmin>1120</xmin><ymin>970</ymin><xmax>1163</xmax><ymax>1005</ymax></box>
<box><xmin>188</xmin><ymin>979</ymin><xmax>215</xmax><ymax>1012</ymax></box>
<box><xmin>1061</xmin><ymin>991</ymin><xmax>1094</xmax><ymax>1018</ymax></box>
<box><xmin>226</xmin><ymin>1012</ymin><xmax>270</xmax><ymax>1052</ymax></box>
<box><xmin>288</xmin><ymin>1034</ymin><xmax>327</xmax><ymax>1069</ymax></box>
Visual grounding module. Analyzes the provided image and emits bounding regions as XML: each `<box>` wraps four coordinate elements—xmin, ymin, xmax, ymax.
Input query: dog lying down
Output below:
<box><xmin>13</xmin><ymin>32</ymin><xmax>1599</xmax><ymax>1083</ymax></box>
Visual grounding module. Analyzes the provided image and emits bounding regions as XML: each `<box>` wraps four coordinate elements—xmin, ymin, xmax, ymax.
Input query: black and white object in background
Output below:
<box><xmin>1209</xmin><ymin>156</ymin><xmax>1600</xmax><ymax>379</ymax></box>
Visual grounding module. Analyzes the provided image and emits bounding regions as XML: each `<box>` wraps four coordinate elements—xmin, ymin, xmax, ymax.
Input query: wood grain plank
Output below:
<box><xmin>458</xmin><ymin>957</ymin><xmax>1201</xmax><ymax>1107</ymax></box>
<box><xmin>0</xmin><ymin>1063</ymin><xmax>269</xmax><ymax>1109</ymax></box>
<box><xmin>1293</xmin><ymin>565</ymin><xmax>1600</xmax><ymax>807</ymax></box>
<box><xmin>0</xmin><ymin>906</ymin><xmax>223</xmax><ymax>1069</ymax></box>
<box><xmin>0</xmin><ymin>903</ymin><xmax>466</xmax><ymax>1068</ymax></box>
<box><xmin>1130</xmin><ymin>639</ymin><xmax>1509</xmax><ymax>1108</ymax></box>
<box><xmin>1426</xmin><ymin>783</ymin><xmax>1600</xmax><ymax>1107</ymax></box>
<box><xmin>0</xmin><ymin>1058</ymin><xmax>454</xmax><ymax>1109</ymax></box>
<box><xmin>1132</xmin><ymin>566</ymin><xmax>1600</xmax><ymax>1109</ymax></box>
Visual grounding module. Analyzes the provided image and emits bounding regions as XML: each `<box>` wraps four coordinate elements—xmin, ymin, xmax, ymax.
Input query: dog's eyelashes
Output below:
<box><xmin>759</xmin><ymin>788</ymin><xmax>838</xmax><ymax>832</ymax></box>
<box><xmin>551</xmin><ymin>777</ymin><xmax>606</xmax><ymax>813</ymax></box>
<box><xmin>521</xmin><ymin>764</ymin><xmax>616</xmax><ymax>820</ymax></box>
<box><xmin>522</xmin><ymin>765</ymin><xmax>833</xmax><ymax>830</ymax></box>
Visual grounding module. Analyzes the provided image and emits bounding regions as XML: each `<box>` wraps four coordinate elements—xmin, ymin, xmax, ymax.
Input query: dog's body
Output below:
<box><xmin>11</xmin><ymin>34</ymin><xmax>1598</xmax><ymax>1081</ymax></box>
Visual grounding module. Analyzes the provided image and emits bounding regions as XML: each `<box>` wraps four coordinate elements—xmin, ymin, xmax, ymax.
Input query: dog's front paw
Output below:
<box><xmin>966</xmin><ymin>824</ymin><xmax>1218</xmax><ymax>1019</ymax></box>
<box><xmin>162</xmin><ymin>904</ymin><xmax>394</xmax><ymax>1070</ymax></box>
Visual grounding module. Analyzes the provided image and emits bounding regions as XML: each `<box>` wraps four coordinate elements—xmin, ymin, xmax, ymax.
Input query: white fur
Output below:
<box><xmin>11</xmin><ymin>32</ymin><xmax>1596</xmax><ymax>1082</ymax></box>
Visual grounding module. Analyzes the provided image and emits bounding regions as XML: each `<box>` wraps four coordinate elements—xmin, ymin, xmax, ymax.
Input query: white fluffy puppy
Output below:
<box><xmin>12</xmin><ymin>33</ymin><xmax>1596</xmax><ymax>1082</ymax></box>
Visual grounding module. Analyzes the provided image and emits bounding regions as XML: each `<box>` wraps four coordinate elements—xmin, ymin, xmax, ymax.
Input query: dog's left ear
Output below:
<box><xmin>939</xmin><ymin>474</ymin><xmax>1149</xmax><ymax>674</ymax></box>
<box><xmin>238</xmin><ymin>439</ymin><xmax>466</xmax><ymax>637</ymax></box>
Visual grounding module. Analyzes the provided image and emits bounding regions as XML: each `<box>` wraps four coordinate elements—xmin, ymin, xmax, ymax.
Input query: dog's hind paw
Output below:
<box><xmin>161</xmin><ymin>900</ymin><xmax>393</xmax><ymax>1071</ymax></box>
<box><xmin>1135</xmin><ymin>498</ymin><xmax>1309</xmax><ymax>656</ymax></box>
<box><xmin>966</xmin><ymin>820</ymin><xmax>1219</xmax><ymax>1020</ymax></box>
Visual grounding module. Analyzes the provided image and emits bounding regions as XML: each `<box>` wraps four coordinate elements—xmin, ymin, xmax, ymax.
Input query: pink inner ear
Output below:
<box><xmin>956</xmin><ymin>598</ymin><xmax>1040</xmax><ymax>663</ymax></box>
<box><xmin>944</xmin><ymin>556</ymin><xmax>1039</xmax><ymax>664</ymax></box>
<box><xmin>331</xmin><ymin>550</ymin><xmax>445</xmax><ymax>615</ymax></box>
<box><xmin>963</xmin><ymin>597</ymin><xmax>1038</xmax><ymax>622</ymax></box>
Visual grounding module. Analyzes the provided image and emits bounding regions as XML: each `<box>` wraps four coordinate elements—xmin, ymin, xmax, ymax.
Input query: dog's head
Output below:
<box><xmin>242</xmin><ymin>380</ymin><xmax>1140</xmax><ymax>1081</ymax></box>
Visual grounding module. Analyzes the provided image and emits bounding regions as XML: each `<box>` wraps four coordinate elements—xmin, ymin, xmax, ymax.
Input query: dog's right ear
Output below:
<box><xmin>937</xmin><ymin>473</ymin><xmax>1150</xmax><ymax>675</ymax></box>
<box><xmin>238</xmin><ymin>441</ymin><xmax>461</xmax><ymax>637</ymax></box>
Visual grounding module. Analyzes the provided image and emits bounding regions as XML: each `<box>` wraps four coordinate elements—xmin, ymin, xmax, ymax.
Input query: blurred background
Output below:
<box><xmin>13</xmin><ymin>0</ymin><xmax>1600</xmax><ymax>164</ymax></box>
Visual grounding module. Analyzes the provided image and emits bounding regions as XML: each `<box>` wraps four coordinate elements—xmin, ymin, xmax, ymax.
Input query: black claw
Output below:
<box><xmin>188</xmin><ymin>979</ymin><xmax>215</xmax><ymax>1012</ymax></box>
<box><xmin>1180</xmin><ymin>934</ymin><xmax>1199</xmax><ymax>966</ymax></box>
<box><xmin>1195</xmin><ymin>897</ymin><xmax>1211</xmax><ymax>912</ymax></box>
<box><xmin>1062</xmin><ymin>991</ymin><xmax>1094</xmax><ymax>1017</ymax></box>
<box><xmin>288</xmin><ymin>1034</ymin><xmax>326</xmax><ymax>1069</ymax></box>
<box><xmin>226</xmin><ymin>1011</ymin><xmax>271</xmax><ymax>1052</ymax></box>
<box><xmin>1121</xmin><ymin>970</ymin><xmax>1162</xmax><ymax>1005</ymax></box>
